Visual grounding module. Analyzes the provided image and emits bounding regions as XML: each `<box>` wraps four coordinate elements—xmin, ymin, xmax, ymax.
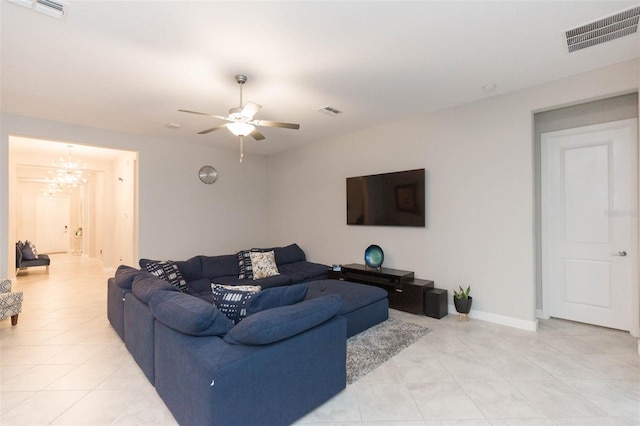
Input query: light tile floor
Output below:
<box><xmin>1</xmin><ymin>253</ymin><xmax>639</xmax><ymax>425</ymax></box>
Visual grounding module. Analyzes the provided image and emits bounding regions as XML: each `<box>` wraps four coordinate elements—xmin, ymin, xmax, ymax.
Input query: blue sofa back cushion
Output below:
<box><xmin>273</xmin><ymin>243</ymin><xmax>306</xmax><ymax>265</ymax></box>
<box><xmin>174</xmin><ymin>256</ymin><xmax>202</xmax><ymax>281</ymax></box>
<box><xmin>149</xmin><ymin>289</ymin><xmax>234</xmax><ymax>337</ymax></box>
<box><xmin>224</xmin><ymin>294</ymin><xmax>342</xmax><ymax>346</ymax></box>
<box><xmin>133</xmin><ymin>274</ymin><xmax>180</xmax><ymax>304</ymax></box>
<box><xmin>115</xmin><ymin>265</ymin><xmax>143</xmax><ymax>290</ymax></box>
<box><xmin>198</xmin><ymin>254</ymin><xmax>239</xmax><ymax>279</ymax></box>
<box><xmin>246</xmin><ymin>283</ymin><xmax>309</xmax><ymax>316</ymax></box>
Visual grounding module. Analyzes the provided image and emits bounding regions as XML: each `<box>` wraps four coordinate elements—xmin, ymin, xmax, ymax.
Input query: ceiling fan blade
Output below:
<box><xmin>253</xmin><ymin>120</ymin><xmax>300</xmax><ymax>130</ymax></box>
<box><xmin>179</xmin><ymin>110</ymin><xmax>230</xmax><ymax>121</ymax></box>
<box><xmin>240</xmin><ymin>102</ymin><xmax>262</xmax><ymax>119</ymax></box>
<box><xmin>250</xmin><ymin>129</ymin><xmax>266</xmax><ymax>141</ymax></box>
<box><xmin>198</xmin><ymin>124</ymin><xmax>228</xmax><ymax>135</ymax></box>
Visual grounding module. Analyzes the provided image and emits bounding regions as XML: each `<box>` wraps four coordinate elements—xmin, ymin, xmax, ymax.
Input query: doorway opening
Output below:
<box><xmin>534</xmin><ymin>93</ymin><xmax>639</xmax><ymax>336</ymax></box>
<box><xmin>9</xmin><ymin>136</ymin><xmax>138</xmax><ymax>277</ymax></box>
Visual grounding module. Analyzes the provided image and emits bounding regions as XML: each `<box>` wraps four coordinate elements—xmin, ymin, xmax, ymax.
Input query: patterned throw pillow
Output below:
<box><xmin>237</xmin><ymin>250</ymin><xmax>254</xmax><ymax>280</ymax></box>
<box><xmin>21</xmin><ymin>240</ymin><xmax>39</xmax><ymax>260</ymax></box>
<box><xmin>211</xmin><ymin>284</ymin><xmax>261</xmax><ymax>324</ymax></box>
<box><xmin>145</xmin><ymin>260</ymin><xmax>188</xmax><ymax>292</ymax></box>
<box><xmin>249</xmin><ymin>250</ymin><xmax>280</xmax><ymax>280</ymax></box>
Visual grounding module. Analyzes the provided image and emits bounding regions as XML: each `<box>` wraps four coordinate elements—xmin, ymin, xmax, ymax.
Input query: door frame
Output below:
<box><xmin>540</xmin><ymin>119</ymin><xmax>639</xmax><ymax>335</ymax></box>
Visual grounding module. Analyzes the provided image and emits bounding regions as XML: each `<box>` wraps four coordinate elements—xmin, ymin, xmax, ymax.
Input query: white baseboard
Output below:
<box><xmin>448</xmin><ymin>304</ymin><xmax>538</xmax><ymax>332</ymax></box>
<box><xmin>536</xmin><ymin>309</ymin><xmax>549</xmax><ymax>319</ymax></box>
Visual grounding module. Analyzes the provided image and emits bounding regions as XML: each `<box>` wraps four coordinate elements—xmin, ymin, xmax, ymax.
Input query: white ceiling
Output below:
<box><xmin>2</xmin><ymin>1</ymin><xmax>639</xmax><ymax>158</ymax></box>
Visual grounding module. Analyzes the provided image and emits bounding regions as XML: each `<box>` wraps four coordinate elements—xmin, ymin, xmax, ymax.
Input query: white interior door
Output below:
<box><xmin>37</xmin><ymin>195</ymin><xmax>70</xmax><ymax>253</ymax></box>
<box><xmin>542</xmin><ymin>119</ymin><xmax>638</xmax><ymax>331</ymax></box>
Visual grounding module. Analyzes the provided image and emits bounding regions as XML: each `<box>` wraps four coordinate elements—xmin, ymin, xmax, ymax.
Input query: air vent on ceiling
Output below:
<box><xmin>317</xmin><ymin>106</ymin><xmax>343</xmax><ymax>116</ymax></box>
<box><xmin>8</xmin><ymin>0</ymin><xmax>68</xmax><ymax>19</ymax></box>
<box><xmin>565</xmin><ymin>6</ymin><xmax>639</xmax><ymax>53</ymax></box>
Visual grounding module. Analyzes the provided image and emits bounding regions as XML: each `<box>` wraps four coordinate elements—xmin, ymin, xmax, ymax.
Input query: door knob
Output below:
<box><xmin>614</xmin><ymin>251</ymin><xmax>627</xmax><ymax>257</ymax></box>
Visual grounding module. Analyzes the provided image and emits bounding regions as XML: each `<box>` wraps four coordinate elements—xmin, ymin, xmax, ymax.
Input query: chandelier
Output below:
<box><xmin>41</xmin><ymin>181</ymin><xmax>64</xmax><ymax>196</ymax></box>
<box><xmin>48</xmin><ymin>145</ymin><xmax>87</xmax><ymax>189</ymax></box>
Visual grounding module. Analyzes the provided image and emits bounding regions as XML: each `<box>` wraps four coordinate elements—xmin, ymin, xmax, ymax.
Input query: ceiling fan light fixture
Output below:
<box><xmin>227</xmin><ymin>122</ymin><xmax>255</xmax><ymax>137</ymax></box>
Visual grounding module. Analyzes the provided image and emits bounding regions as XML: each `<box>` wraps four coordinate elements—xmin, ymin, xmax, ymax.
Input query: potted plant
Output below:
<box><xmin>453</xmin><ymin>285</ymin><xmax>472</xmax><ymax>322</ymax></box>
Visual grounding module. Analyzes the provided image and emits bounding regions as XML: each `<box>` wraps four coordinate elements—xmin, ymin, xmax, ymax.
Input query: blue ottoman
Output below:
<box><xmin>305</xmin><ymin>279</ymin><xmax>388</xmax><ymax>337</ymax></box>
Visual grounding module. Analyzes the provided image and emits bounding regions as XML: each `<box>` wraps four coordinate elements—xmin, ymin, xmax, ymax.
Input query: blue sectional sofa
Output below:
<box><xmin>106</xmin><ymin>243</ymin><xmax>388</xmax><ymax>426</ymax></box>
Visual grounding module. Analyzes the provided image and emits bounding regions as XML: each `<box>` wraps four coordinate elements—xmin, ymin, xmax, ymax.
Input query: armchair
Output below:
<box><xmin>16</xmin><ymin>243</ymin><xmax>50</xmax><ymax>275</ymax></box>
<box><xmin>0</xmin><ymin>279</ymin><xmax>23</xmax><ymax>325</ymax></box>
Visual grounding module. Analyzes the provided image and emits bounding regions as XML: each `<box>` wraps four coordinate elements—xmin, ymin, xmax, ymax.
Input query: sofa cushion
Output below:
<box><xmin>211</xmin><ymin>274</ymin><xmax>292</xmax><ymax>289</ymax></box>
<box><xmin>199</xmin><ymin>254</ymin><xmax>238</xmax><ymax>280</ymax></box>
<box><xmin>149</xmin><ymin>289</ymin><xmax>234</xmax><ymax>336</ymax></box>
<box><xmin>277</xmin><ymin>261</ymin><xmax>329</xmax><ymax>283</ymax></box>
<box><xmin>273</xmin><ymin>243</ymin><xmax>306</xmax><ymax>265</ymax></box>
<box><xmin>145</xmin><ymin>261</ymin><xmax>188</xmax><ymax>292</ymax></box>
<box><xmin>115</xmin><ymin>265</ymin><xmax>142</xmax><ymax>290</ymax></box>
<box><xmin>250</xmin><ymin>250</ymin><xmax>280</xmax><ymax>280</ymax></box>
<box><xmin>246</xmin><ymin>283</ymin><xmax>308</xmax><ymax>316</ymax></box>
<box><xmin>133</xmin><ymin>274</ymin><xmax>180</xmax><ymax>304</ymax></box>
<box><xmin>212</xmin><ymin>284</ymin><xmax>261</xmax><ymax>324</ymax></box>
<box><xmin>21</xmin><ymin>240</ymin><xmax>39</xmax><ymax>260</ymax></box>
<box><xmin>174</xmin><ymin>256</ymin><xmax>202</xmax><ymax>281</ymax></box>
<box><xmin>185</xmin><ymin>277</ymin><xmax>213</xmax><ymax>299</ymax></box>
<box><xmin>305</xmin><ymin>279</ymin><xmax>388</xmax><ymax>315</ymax></box>
<box><xmin>224</xmin><ymin>294</ymin><xmax>342</xmax><ymax>346</ymax></box>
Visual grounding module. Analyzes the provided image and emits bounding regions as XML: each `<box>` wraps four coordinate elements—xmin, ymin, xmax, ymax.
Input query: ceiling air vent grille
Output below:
<box><xmin>36</xmin><ymin>0</ymin><xmax>66</xmax><ymax>18</ymax></box>
<box><xmin>8</xmin><ymin>0</ymin><xmax>68</xmax><ymax>19</ymax></box>
<box><xmin>566</xmin><ymin>6</ymin><xmax>640</xmax><ymax>52</ymax></box>
<box><xmin>318</xmin><ymin>106</ymin><xmax>343</xmax><ymax>116</ymax></box>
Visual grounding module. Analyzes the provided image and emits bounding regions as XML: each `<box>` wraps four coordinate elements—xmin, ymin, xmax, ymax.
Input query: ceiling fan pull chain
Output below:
<box><xmin>240</xmin><ymin>136</ymin><xmax>244</xmax><ymax>163</ymax></box>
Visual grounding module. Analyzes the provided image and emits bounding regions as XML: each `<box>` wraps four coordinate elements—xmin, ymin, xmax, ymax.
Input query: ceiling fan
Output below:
<box><xmin>179</xmin><ymin>74</ymin><xmax>300</xmax><ymax>162</ymax></box>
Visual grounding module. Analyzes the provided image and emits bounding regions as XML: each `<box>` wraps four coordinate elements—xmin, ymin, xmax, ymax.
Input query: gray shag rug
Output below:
<box><xmin>346</xmin><ymin>317</ymin><xmax>429</xmax><ymax>384</ymax></box>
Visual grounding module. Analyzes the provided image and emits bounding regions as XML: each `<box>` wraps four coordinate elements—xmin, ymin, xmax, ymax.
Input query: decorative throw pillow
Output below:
<box><xmin>250</xmin><ymin>250</ymin><xmax>280</xmax><ymax>280</ymax></box>
<box><xmin>21</xmin><ymin>240</ymin><xmax>39</xmax><ymax>260</ymax></box>
<box><xmin>145</xmin><ymin>260</ymin><xmax>188</xmax><ymax>292</ymax></box>
<box><xmin>211</xmin><ymin>284</ymin><xmax>261</xmax><ymax>324</ymax></box>
<box><xmin>237</xmin><ymin>250</ymin><xmax>254</xmax><ymax>280</ymax></box>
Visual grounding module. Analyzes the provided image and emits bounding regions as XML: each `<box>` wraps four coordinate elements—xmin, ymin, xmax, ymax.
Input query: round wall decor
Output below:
<box><xmin>198</xmin><ymin>165</ymin><xmax>218</xmax><ymax>184</ymax></box>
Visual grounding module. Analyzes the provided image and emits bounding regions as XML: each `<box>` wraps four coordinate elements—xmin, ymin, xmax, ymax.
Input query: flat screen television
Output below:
<box><xmin>346</xmin><ymin>168</ymin><xmax>425</xmax><ymax>227</ymax></box>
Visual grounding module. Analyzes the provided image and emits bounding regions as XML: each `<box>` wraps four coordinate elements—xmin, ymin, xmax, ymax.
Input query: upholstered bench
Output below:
<box><xmin>305</xmin><ymin>279</ymin><xmax>388</xmax><ymax>337</ymax></box>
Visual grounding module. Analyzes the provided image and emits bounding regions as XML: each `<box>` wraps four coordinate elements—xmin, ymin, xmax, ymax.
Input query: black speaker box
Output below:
<box><xmin>424</xmin><ymin>288</ymin><xmax>448</xmax><ymax>319</ymax></box>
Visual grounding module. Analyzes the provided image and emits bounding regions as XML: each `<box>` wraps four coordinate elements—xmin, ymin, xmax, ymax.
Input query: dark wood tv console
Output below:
<box><xmin>336</xmin><ymin>263</ymin><xmax>434</xmax><ymax>315</ymax></box>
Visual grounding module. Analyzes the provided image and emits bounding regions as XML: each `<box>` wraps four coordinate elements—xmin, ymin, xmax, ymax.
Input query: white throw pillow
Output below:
<box><xmin>249</xmin><ymin>250</ymin><xmax>280</xmax><ymax>280</ymax></box>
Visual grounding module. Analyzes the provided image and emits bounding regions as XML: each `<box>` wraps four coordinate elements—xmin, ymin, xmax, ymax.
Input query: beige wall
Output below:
<box><xmin>266</xmin><ymin>59</ymin><xmax>639</xmax><ymax>332</ymax></box>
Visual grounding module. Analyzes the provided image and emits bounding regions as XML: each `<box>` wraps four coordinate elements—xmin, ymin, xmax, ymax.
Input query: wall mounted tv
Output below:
<box><xmin>346</xmin><ymin>168</ymin><xmax>425</xmax><ymax>227</ymax></box>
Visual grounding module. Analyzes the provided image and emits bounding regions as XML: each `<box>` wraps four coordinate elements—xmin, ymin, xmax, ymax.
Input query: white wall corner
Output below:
<box><xmin>448</xmin><ymin>304</ymin><xmax>538</xmax><ymax>332</ymax></box>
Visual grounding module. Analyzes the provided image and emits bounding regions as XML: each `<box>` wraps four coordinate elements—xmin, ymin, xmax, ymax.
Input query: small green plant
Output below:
<box><xmin>453</xmin><ymin>285</ymin><xmax>471</xmax><ymax>300</ymax></box>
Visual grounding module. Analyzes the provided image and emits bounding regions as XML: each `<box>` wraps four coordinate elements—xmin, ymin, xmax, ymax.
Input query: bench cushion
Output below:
<box><xmin>305</xmin><ymin>279</ymin><xmax>389</xmax><ymax>337</ymax></box>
